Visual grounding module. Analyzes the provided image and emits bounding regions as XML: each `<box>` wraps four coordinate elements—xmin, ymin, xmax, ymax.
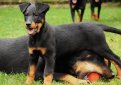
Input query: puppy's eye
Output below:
<box><xmin>25</xmin><ymin>13</ymin><xmax>28</xmax><ymax>16</ymax></box>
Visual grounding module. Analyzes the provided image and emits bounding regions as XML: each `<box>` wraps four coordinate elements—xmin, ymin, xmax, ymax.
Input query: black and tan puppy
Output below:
<box><xmin>90</xmin><ymin>0</ymin><xmax>102</xmax><ymax>21</ymax></box>
<box><xmin>69</xmin><ymin>0</ymin><xmax>86</xmax><ymax>22</ymax></box>
<box><xmin>19</xmin><ymin>3</ymin><xmax>121</xmax><ymax>85</ymax></box>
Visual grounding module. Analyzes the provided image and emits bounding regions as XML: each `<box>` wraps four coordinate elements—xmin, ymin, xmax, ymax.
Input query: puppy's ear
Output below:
<box><xmin>37</xmin><ymin>3</ymin><xmax>50</xmax><ymax>14</ymax></box>
<box><xmin>19</xmin><ymin>3</ymin><xmax>30</xmax><ymax>13</ymax></box>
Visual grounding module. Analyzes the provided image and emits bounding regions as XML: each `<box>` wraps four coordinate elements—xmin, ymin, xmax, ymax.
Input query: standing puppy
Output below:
<box><xmin>19</xmin><ymin>3</ymin><xmax>56</xmax><ymax>85</ymax></box>
<box><xmin>90</xmin><ymin>0</ymin><xmax>102</xmax><ymax>21</ymax></box>
<box><xmin>69</xmin><ymin>0</ymin><xmax>87</xmax><ymax>22</ymax></box>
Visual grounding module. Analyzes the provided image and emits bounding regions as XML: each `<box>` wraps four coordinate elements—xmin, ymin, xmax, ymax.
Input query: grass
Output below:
<box><xmin>0</xmin><ymin>3</ymin><xmax>121</xmax><ymax>85</ymax></box>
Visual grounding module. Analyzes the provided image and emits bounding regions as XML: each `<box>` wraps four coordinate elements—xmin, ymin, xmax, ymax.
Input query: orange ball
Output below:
<box><xmin>87</xmin><ymin>72</ymin><xmax>101</xmax><ymax>82</ymax></box>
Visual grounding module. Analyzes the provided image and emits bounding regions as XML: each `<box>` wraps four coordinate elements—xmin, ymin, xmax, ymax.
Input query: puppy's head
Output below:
<box><xmin>19</xmin><ymin>3</ymin><xmax>49</xmax><ymax>35</ymax></box>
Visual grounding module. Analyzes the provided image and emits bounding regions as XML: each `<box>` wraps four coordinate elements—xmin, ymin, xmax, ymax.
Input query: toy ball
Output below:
<box><xmin>87</xmin><ymin>72</ymin><xmax>101</xmax><ymax>82</ymax></box>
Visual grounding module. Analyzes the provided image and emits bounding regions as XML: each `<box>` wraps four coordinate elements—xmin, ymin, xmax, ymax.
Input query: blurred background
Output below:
<box><xmin>0</xmin><ymin>0</ymin><xmax>121</xmax><ymax>5</ymax></box>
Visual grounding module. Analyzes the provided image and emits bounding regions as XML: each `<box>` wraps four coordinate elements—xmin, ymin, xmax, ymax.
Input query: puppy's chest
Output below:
<box><xmin>28</xmin><ymin>47</ymin><xmax>47</xmax><ymax>56</ymax></box>
<box><xmin>29</xmin><ymin>36</ymin><xmax>48</xmax><ymax>47</ymax></box>
<box><xmin>28</xmin><ymin>39</ymin><xmax>48</xmax><ymax>56</ymax></box>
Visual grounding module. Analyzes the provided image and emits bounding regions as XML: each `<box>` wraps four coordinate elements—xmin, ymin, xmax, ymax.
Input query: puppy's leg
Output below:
<box><xmin>80</xmin><ymin>8</ymin><xmax>85</xmax><ymax>22</ymax></box>
<box><xmin>43</xmin><ymin>53</ymin><xmax>55</xmax><ymax>85</ymax></box>
<box><xmin>26</xmin><ymin>52</ymin><xmax>39</xmax><ymax>85</ymax></box>
<box><xmin>77</xmin><ymin>10</ymin><xmax>81</xmax><ymax>22</ymax></box>
<box><xmin>112</xmin><ymin>61</ymin><xmax>121</xmax><ymax>79</ymax></box>
<box><xmin>77</xmin><ymin>72</ymin><xmax>88</xmax><ymax>79</ymax></box>
<box><xmin>91</xmin><ymin>5</ymin><xmax>95</xmax><ymax>20</ymax></box>
<box><xmin>93</xmin><ymin>46</ymin><xmax>121</xmax><ymax>76</ymax></box>
<box><xmin>77</xmin><ymin>8</ymin><xmax>85</xmax><ymax>22</ymax></box>
<box><xmin>95</xmin><ymin>6</ymin><xmax>101</xmax><ymax>21</ymax></box>
<box><xmin>54</xmin><ymin>73</ymin><xmax>89</xmax><ymax>85</ymax></box>
<box><xmin>70</xmin><ymin>8</ymin><xmax>75</xmax><ymax>22</ymax></box>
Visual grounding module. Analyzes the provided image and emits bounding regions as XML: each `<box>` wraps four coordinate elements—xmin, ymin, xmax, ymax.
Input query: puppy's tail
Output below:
<box><xmin>98</xmin><ymin>24</ymin><xmax>121</xmax><ymax>35</ymax></box>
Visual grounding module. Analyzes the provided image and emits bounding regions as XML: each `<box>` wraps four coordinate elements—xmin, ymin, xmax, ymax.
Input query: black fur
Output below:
<box><xmin>0</xmin><ymin>36</ymin><xmax>29</xmax><ymax>73</ymax></box>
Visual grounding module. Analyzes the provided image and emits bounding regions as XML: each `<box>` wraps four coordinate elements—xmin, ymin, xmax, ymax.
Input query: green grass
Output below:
<box><xmin>0</xmin><ymin>4</ymin><xmax>121</xmax><ymax>85</ymax></box>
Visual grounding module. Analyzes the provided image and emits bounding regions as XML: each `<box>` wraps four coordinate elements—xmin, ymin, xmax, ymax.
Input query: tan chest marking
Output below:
<box><xmin>28</xmin><ymin>47</ymin><xmax>47</xmax><ymax>55</ymax></box>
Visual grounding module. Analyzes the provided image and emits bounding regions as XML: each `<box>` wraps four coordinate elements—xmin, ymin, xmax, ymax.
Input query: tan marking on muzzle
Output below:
<box><xmin>37</xmin><ymin>19</ymin><xmax>44</xmax><ymax>33</ymax></box>
<box><xmin>73</xmin><ymin>61</ymin><xmax>103</xmax><ymax>74</ymax></box>
<box><xmin>31</xmin><ymin>22</ymin><xmax>37</xmax><ymax>29</ymax></box>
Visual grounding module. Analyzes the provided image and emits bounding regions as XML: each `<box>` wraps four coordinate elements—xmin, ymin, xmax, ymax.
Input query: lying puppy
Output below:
<box><xmin>69</xmin><ymin>0</ymin><xmax>86</xmax><ymax>22</ymax></box>
<box><xmin>0</xmin><ymin>36</ymin><xmax>113</xmax><ymax>84</ymax></box>
<box><xmin>54</xmin><ymin>51</ymin><xmax>114</xmax><ymax>79</ymax></box>
<box><xmin>19</xmin><ymin>3</ymin><xmax>121</xmax><ymax>85</ymax></box>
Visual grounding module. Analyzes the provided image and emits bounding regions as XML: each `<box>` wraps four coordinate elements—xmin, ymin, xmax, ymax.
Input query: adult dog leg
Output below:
<box><xmin>112</xmin><ymin>61</ymin><xmax>121</xmax><ymax>79</ymax></box>
<box><xmin>54</xmin><ymin>73</ymin><xmax>89</xmax><ymax>85</ymax></box>
<box><xmin>94</xmin><ymin>47</ymin><xmax>121</xmax><ymax>69</ymax></box>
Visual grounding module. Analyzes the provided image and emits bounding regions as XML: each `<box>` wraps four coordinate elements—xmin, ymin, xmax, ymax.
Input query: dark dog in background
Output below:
<box><xmin>69</xmin><ymin>0</ymin><xmax>86</xmax><ymax>22</ymax></box>
<box><xmin>19</xmin><ymin>3</ymin><xmax>121</xmax><ymax>85</ymax></box>
<box><xmin>90</xmin><ymin>0</ymin><xmax>102</xmax><ymax>21</ymax></box>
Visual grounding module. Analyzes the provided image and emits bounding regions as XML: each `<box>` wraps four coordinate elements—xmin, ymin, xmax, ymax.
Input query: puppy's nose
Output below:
<box><xmin>26</xmin><ymin>23</ymin><xmax>31</xmax><ymax>28</ymax></box>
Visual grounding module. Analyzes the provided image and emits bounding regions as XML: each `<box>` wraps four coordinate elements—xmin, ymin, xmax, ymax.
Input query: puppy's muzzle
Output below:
<box><xmin>25</xmin><ymin>16</ymin><xmax>33</xmax><ymax>28</ymax></box>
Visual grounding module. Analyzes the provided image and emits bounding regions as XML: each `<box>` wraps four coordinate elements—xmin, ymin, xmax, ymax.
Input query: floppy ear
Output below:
<box><xmin>19</xmin><ymin>3</ymin><xmax>30</xmax><ymax>13</ymax></box>
<box><xmin>37</xmin><ymin>3</ymin><xmax>50</xmax><ymax>14</ymax></box>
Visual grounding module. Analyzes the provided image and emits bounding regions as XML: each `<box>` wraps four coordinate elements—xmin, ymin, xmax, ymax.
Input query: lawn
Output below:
<box><xmin>0</xmin><ymin>3</ymin><xmax>121</xmax><ymax>85</ymax></box>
